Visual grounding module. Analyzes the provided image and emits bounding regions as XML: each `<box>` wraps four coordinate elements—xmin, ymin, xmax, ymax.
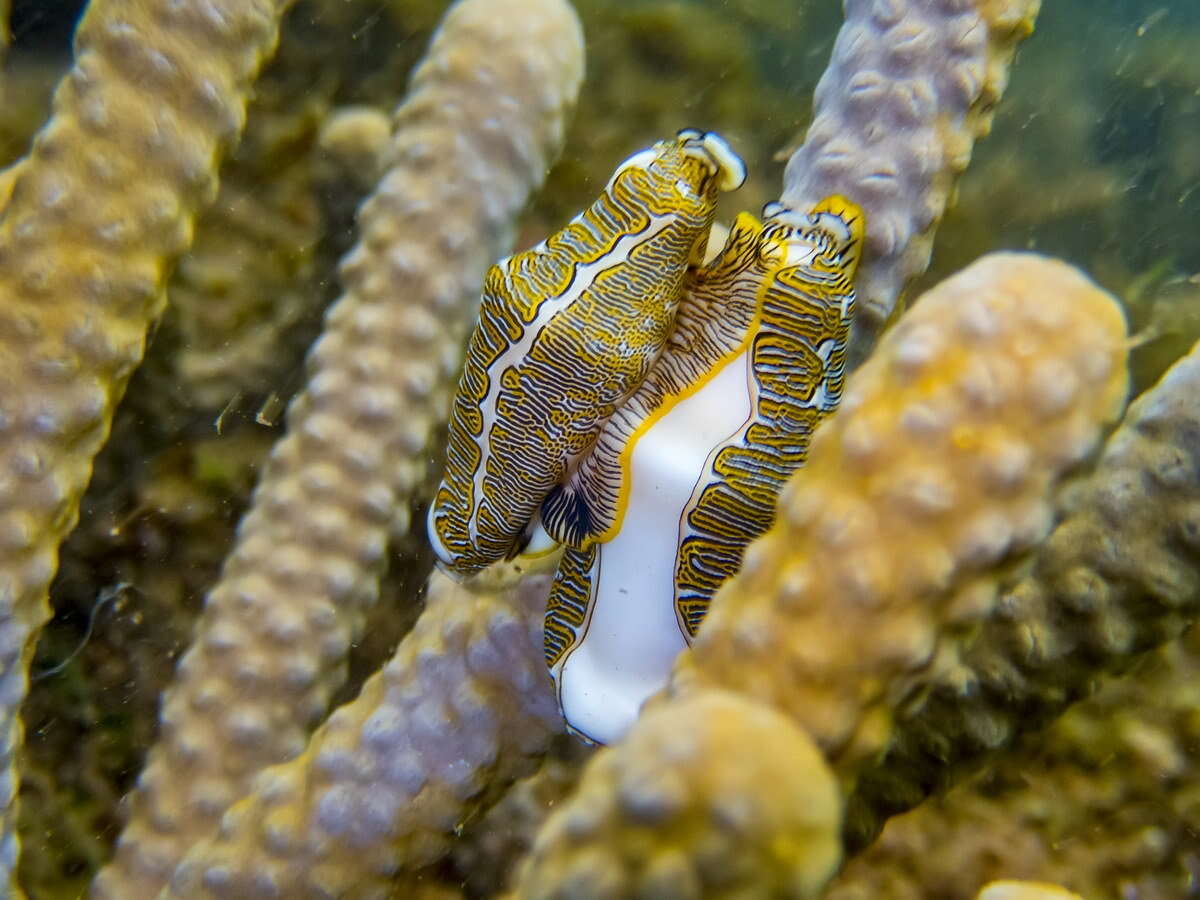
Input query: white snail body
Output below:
<box><xmin>543</xmin><ymin>197</ymin><xmax>864</xmax><ymax>743</ymax></box>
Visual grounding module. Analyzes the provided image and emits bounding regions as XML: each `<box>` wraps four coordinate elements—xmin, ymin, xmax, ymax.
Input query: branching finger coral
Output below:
<box><xmin>165</xmin><ymin>1</ymin><xmax>444</xmax><ymax>413</ymax></box>
<box><xmin>976</xmin><ymin>884</ymin><xmax>1084</xmax><ymax>900</ymax></box>
<box><xmin>844</xmin><ymin>330</ymin><xmax>1200</xmax><ymax>848</ymax></box>
<box><xmin>450</xmin><ymin>738</ymin><xmax>594</xmax><ymax>896</ymax></box>
<box><xmin>162</xmin><ymin>560</ymin><xmax>563</xmax><ymax>899</ymax></box>
<box><xmin>9</xmin><ymin>0</ymin><xmax>1198</xmax><ymax>896</ymax></box>
<box><xmin>92</xmin><ymin>1</ymin><xmax>584</xmax><ymax>896</ymax></box>
<box><xmin>678</xmin><ymin>252</ymin><xmax>1127</xmax><ymax>778</ymax></box>
<box><xmin>521</xmin><ymin>690</ymin><xmax>843</xmax><ymax>900</ymax></box>
<box><xmin>782</xmin><ymin>0</ymin><xmax>1041</xmax><ymax>363</ymax></box>
<box><xmin>830</xmin><ymin>622</ymin><xmax>1200</xmax><ymax>898</ymax></box>
<box><xmin>513</xmin><ymin>252</ymin><xmax>1128</xmax><ymax>897</ymax></box>
<box><xmin>0</xmin><ymin>0</ymin><xmax>293</xmax><ymax>894</ymax></box>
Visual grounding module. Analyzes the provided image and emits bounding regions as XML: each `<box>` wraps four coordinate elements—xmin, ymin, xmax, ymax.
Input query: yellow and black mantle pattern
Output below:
<box><xmin>543</xmin><ymin>197</ymin><xmax>863</xmax><ymax>649</ymax></box>
<box><xmin>428</xmin><ymin>132</ymin><xmax>863</xmax><ymax>740</ymax></box>
<box><xmin>542</xmin><ymin>198</ymin><xmax>862</xmax><ymax>742</ymax></box>
<box><xmin>428</xmin><ymin>130</ymin><xmax>746</xmax><ymax>575</ymax></box>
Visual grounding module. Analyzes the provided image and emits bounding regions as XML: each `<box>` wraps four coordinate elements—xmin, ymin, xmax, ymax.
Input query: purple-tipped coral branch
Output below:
<box><xmin>784</xmin><ymin>0</ymin><xmax>1040</xmax><ymax>363</ymax></box>
<box><xmin>163</xmin><ymin>561</ymin><xmax>562</xmax><ymax>898</ymax></box>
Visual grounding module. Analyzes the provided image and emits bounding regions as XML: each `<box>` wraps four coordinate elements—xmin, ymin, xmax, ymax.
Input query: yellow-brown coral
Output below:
<box><xmin>161</xmin><ymin>561</ymin><xmax>564</xmax><ymax>898</ymax></box>
<box><xmin>92</xmin><ymin>0</ymin><xmax>584</xmax><ymax>896</ymax></box>
<box><xmin>10</xmin><ymin>0</ymin><xmax>1200</xmax><ymax>896</ymax></box>
<box><xmin>513</xmin><ymin>253</ymin><xmax>1128</xmax><ymax>897</ymax></box>
<box><xmin>844</xmin><ymin>328</ymin><xmax>1200</xmax><ymax>850</ymax></box>
<box><xmin>679</xmin><ymin>253</ymin><xmax>1127</xmax><ymax>777</ymax></box>
<box><xmin>516</xmin><ymin>690</ymin><xmax>842</xmax><ymax>899</ymax></box>
<box><xmin>0</xmin><ymin>0</ymin><xmax>292</xmax><ymax>894</ymax></box>
<box><xmin>976</xmin><ymin>883</ymin><xmax>1085</xmax><ymax>900</ymax></box>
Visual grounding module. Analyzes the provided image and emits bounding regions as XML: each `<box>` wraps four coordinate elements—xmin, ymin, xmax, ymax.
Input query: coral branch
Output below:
<box><xmin>977</xmin><ymin>885</ymin><xmax>1084</xmax><ymax>900</ymax></box>
<box><xmin>513</xmin><ymin>252</ymin><xmax>1128</xmax><ymax>897</ymax></box>
<box><xmin>515</xmin><ymin>691</ymin><xmax>842</xmax><ymax>899</ymax></box>
<box><xmin>163</xmin><ymin>563</ymin><xmax>563</xmax><ymax>898</ymax></box>
<box><xmin>92</xmin><ymin>0</ymin><xmax>584</xmax><ymax>895</ymax></box>
<box><xmin>831</xmin><ymin>625</ymin><xmax>1200</xmax><ymax>898</ymax></box>
<box><xmin>678</xmin><ymin>253</ymin><xmax>1127</xmax><ymax>777</ymax></box>
<box><xmin>451</xmin><ymin>738</ymin><xmax>593</xmax><ymax>895</ymax></box>
<box><xmin>782</xmin><ymin>0</ymin><xmax>1041</xmax><ymax>361</ymax></box>
<box><xmin>0</xmin><ymin>0</ymin><xmax>291</xmax><ymax>893</ymax></box>
<box><xmin>845</xmin><ymin>332</ymin><xmax>1200</xmax><ymax>847</ymax></box>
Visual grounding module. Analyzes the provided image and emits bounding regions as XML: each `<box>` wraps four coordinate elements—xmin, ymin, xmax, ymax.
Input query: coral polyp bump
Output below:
<box><xmin>428</xmin><ymin>129</ymin><xmax>746</xmax><ymax>577</ymax></box>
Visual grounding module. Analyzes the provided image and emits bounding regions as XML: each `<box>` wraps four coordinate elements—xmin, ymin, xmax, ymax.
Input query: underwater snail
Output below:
<box><xmin>542</xmin><ymin>196</ymin><xmax>864</xmax><ymax>744</ymax></box>
<box><xmin>425</xmin><ymin>127</ymin><xmax>862</xmax><ymax>744</ymax></box>
<box><xmin>427</xmin><ymin>129</ymin><xmax>747</xmax><ymax>576</ymax></box>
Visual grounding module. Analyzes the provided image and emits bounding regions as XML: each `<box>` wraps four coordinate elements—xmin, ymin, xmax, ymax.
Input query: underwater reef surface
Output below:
<box><xmin>2</xmin><ymin>0</ymin><xmax>1199</xmax><ymax>897</ymax></box>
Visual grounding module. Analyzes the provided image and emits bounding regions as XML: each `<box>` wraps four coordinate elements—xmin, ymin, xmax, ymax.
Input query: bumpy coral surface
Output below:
<box><xmin>11</xmin><ymin>0</ymin><xmax>1200</xmax><ymax>896</ymax></box>
<box><xmin>846</xmin><ymin>330</ymin><xmax>1200</xmax><ymax>848</ymax></box>
<box><xmin>834</xmin><ymin>615</ymin><xmax>1200</xmax><ymax>897</ymax></box>
<box><xmin>515</xmin><ymin>690</ymin><xmax>842</xmax><ymax>899</ymax></box>
<box><xmin>976</xmin><ymin>884</ymin><xmax>1084</xmax><ymax>900</ymax></box>
<box><xmin>0</xmin><ymin>0</ymin><xmax>291</xmax><ymax>895</ymax></box>
<box><xmin>451</xmin><ymin>738</ymin><xmax>593</xmax><ymax>896</ymax></box>
<box><xmin>166</xmin><ymin>0</ymin><xmax>445</xmax><ymax>412</ymax></box>
<box><xmin>678</xmin><ymin>253</ymin><xmax>1127</xmax><ymax>776</ymax></box>
<box><xmin>828</xmin><ymin>349</ymin><xmax>1200</xmax><ymax>899</ymax></box>
<box><xmin>163</xmin><ymin>562</ymin><xmax>563</xmax><ymax>898</ymax></box>
<box><xmin>782</xmin><ymin>0</ymin><xmax>1041</xmax><ymax>359</ymax></box>
<box><xmin>91</xmin><ymin>0</ymin><xmax>584</xmax><ymax>896</ymax></box>
<box><xmin>509</xmin><ymin>252</ymin><xmax>1128</xmax><ymax>897</ymax></box>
